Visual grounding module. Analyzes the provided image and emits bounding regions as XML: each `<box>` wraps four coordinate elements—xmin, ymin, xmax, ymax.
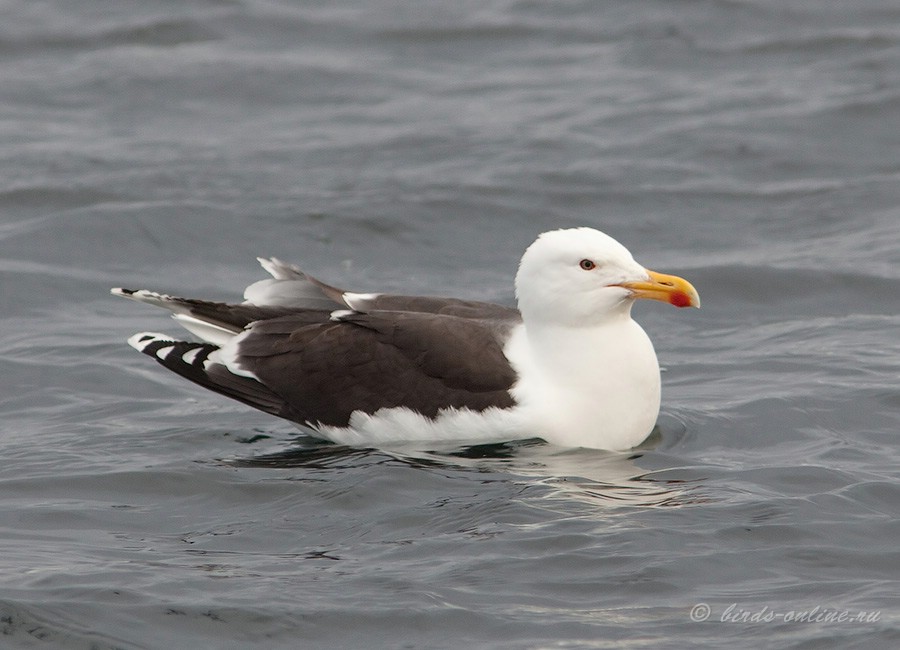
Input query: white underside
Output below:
<box><xmin>315</xmin><ymin>406</ymin><xmax>534</xmax><ymax>447</ymax></box>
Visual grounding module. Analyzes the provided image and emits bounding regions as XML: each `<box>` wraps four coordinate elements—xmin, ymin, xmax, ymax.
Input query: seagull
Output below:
<box><xmin>112</xmin><ymin>227</ymin><xmax>699</xmax><ymax>450</ymax></box>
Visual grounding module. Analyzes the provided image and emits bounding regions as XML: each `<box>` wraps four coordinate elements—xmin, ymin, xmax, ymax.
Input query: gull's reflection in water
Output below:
<box><xmin>426</xmin><ymin>434</ymin><xmax>698</xmax><ymax>508</ymax></box>
<box><xmin>228</xmin><ymin>428</ymin><xmax>700</xmax><ymax>508</ymax></box>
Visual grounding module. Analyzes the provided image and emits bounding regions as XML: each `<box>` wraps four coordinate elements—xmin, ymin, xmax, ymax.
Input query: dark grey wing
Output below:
<box><xmin>112</xmin><ymin>288</ymin><xmax>302</xmax><ymax>331</ymax></box>
<box><xmin>116</xmin><ymin>260</ymin><xmax>522</xmax><ymax>429</ymax></box>
<box><xmin>347</xmin><ymin>294</ymin><xmax>520</xmax><ymax>320</ymax></box>
<box><xmin>235</xmin><ymin>311</ymin><xmax>520</xmax><ymax>428</ymax></box>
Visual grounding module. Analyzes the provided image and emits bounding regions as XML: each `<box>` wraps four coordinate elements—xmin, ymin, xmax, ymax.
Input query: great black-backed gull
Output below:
<box><xmin>112</xmin><ymin>227</ymin><xmax>699</xmax><ymax>450</ymax></box>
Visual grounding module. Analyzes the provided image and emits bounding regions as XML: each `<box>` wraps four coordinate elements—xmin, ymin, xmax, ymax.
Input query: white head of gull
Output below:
<box><xmin>112</xmin><ymin>227</ymin><xmax>699</xmax><ymax>451</ymax></box>
<box><xmin>508</xmin><ymin>227</ymin><xmax>699</xmax><ymax>449</ymax></box>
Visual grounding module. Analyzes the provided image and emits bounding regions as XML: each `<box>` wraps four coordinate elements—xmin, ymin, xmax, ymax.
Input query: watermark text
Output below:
<box><xmin>690</xmin><ymin>603</ymin><xmax>881</xmax><ymax>624</ymax></box>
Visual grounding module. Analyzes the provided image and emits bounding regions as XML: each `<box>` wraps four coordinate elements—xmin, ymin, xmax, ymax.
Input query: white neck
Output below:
<box><xmin>506</xmin><ymin>314</ymin><xmax>661</xmax><ymax>450</ymax></box>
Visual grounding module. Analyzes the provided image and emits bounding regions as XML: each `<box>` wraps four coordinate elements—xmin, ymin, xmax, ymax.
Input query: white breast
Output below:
<box><xmin>504</xmin><ymin>318</ymin><xmax>661</xmax><ymax>450</ymax></box>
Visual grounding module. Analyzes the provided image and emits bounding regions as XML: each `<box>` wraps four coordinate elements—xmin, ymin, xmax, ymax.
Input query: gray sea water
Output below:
<box><xmin>2</xmin><ymin>1</ymin><xmax>900</xmax><ymax>648</ymax></box>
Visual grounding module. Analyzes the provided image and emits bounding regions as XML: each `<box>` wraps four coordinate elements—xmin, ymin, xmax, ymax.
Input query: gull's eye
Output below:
<box><xmin>579</xmin><ymin>259</ymin><xmax>596</xmax><ymax>271</ymax></box>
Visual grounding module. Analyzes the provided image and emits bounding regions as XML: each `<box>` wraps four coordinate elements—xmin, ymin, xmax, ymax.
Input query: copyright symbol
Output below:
<box><xmin>690</xmin><ymin>603</ymin><xmax>711</xmax><ymax>622</ymax></box>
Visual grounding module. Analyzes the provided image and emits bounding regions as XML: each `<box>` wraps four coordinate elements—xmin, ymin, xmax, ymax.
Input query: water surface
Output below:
<box><xmin>2</xmin><ymin>1</ymin><xmax>899</xmax><ymax>647</ymax></box>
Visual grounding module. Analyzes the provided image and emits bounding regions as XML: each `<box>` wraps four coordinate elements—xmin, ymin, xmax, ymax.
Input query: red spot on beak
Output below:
<box><xmin>670</xmin><ymin>292</ymin><xmax>693</xmax><ymax>308</ymax></box>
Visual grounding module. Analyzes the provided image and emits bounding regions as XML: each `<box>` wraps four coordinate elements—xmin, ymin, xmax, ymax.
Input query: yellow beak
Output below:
<box><xmin>617</xmin><ymin>269</ymin><xmax>700</xmax><ymax>308</ymax></box>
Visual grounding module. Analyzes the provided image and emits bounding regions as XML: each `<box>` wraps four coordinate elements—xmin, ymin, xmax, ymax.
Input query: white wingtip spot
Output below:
<box><xmin>181</xmin><ymin>347</ymin><xmax>202</xmax><ymax>365</ymax></box>
<box><xmin>154</xmin><ymin>345</ymin><xmax>175</xmax><ymax>360</ymax></box>
<box><xmin>126</xmin><ymin>332</ymin><xmax>171</xmax><ymax>352</ymax></box>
